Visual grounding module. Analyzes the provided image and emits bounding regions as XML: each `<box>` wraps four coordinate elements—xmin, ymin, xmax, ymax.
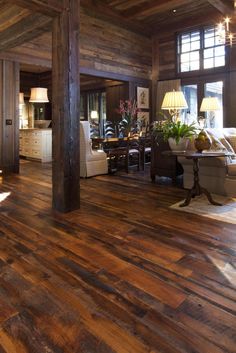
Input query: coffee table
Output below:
<box><xmin>163</xmin><ymin>151</ymin><xmax>232</xmax><ymax>207</ymax></box>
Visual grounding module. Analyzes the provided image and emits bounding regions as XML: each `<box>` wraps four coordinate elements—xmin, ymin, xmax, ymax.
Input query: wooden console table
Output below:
<box><xmin>163</xmin><ymin>151</ymin><xmax>232</xmax><ymax>207</ymax></box>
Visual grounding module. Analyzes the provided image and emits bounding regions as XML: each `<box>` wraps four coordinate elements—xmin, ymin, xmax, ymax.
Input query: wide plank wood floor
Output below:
<box><xmin>0</xmin><ymin>160</ymin><xmax>236</xmax><ymax>353</ymax></box>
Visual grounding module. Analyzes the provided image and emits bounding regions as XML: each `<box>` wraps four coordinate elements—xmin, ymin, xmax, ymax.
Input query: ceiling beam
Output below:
<box><xmin>206</xmin><ymin>0</ymin><xmax>234</xmax><ymax>14</ymax></box>
<box><xmin>0</xmin><ymin>14</ymin><xmax>52</xmax><ymax>51</ymax></box>
<box><xmin>124</xmin><ymin>0</ymin><xmax>192</xmax><ymax>19</ymax></box>
<box><xmin>155</xmin><ymin>9</ymin><xmax>222</xmax><ymax>37</ymax></box>
<box><xmin>6</xmin><ymin>0</ymin><xmax>64</xmax><ymax>17</ymax></box>
<box><xmin>81</xmin><ymin>0</ymin><xmax>151</xmax><ymax>36</ymax></box>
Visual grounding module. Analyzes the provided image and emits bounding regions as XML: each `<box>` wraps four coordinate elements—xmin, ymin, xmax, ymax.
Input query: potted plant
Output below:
<box><xmin>162</xmin><ymin>120</ymin><xmax>197</xmax><ymax>151</ymax></box>
<box><xmin>117</xmin><ymin>99</ymin><xmax>140</xmax><ymax>137</ymax></box>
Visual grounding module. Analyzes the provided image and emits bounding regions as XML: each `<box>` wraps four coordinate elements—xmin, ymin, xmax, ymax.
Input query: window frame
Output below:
<box><xmin>181</xmin><ymin>74</ymin><xmax>226</xmax><ymax>126</ymax></box>
<box><xmin>177</xmin><ymin>25</ymin><xmax>229</xmax><ymax>76</ymax></box>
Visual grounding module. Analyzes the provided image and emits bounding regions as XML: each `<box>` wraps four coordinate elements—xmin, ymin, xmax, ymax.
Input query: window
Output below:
<box><xmin>203</xmin><ymin>27</ymin><xmax>225</xmax><ymax>69</ymax></box>
<box><xmin>178</xmin><ymin>26</ymin><xmax>226</xmax><ymax>73</ymax></box>
<box><xmin>84</xmin><ymin>91</ymin><xmax>107</xmax><ymax>137</ymax></box>
<box><xmin>181</xmin><ymin>80</ymin><xmax>224</xmax><ymax>128</ymax></box>
<box><xmin>179</xmin><ymin>31</ymin><xmax>200</xmax><ymax>72</ymax></box>
<box><xmin>204</xmin><ymin>81</ymin><xmax>223</xmax><ymax>128</ymax></box>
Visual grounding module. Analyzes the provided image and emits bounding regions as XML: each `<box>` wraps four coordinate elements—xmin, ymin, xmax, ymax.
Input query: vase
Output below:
<box><xmin>168</xmin><ymin>137</ymin><xmax>189</xmax><ymax>151</ymax></box>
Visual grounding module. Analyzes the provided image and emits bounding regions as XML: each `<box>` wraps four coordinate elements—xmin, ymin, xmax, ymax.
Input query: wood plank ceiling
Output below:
<box><xmin>0</xmin><ymin>0</ymin><xmax>235</xmax><ymax>72</ymax></box>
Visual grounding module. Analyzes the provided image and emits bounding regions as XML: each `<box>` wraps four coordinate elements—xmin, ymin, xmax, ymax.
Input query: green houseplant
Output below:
<box><xmin>162</xmin><ymin>120</ymin><xmax>197</xmax><ymax>151</ymax></box>
<box><xmin>152</xmin><ymin>119</ymin><xmax>197</xmax><ymax>151</ymax></box>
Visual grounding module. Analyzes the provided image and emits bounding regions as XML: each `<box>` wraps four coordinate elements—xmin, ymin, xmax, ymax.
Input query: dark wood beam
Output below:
<box><xmin>0</xmin><ymin>14</ymin><xmax>52</xmax><ymax>51</ymax></box>
<box><xmin>124</xmin><ymin>0</ymin><xmax>192</xmax><ymax>19</ymax></box>
<box><xmin>0</xmin><ymin>51</ymin><xmax>52</xmax><ymax>68</ymax></box>
<box><xmin>206</xmin><ymin>0</ymin><xmax>234</xmax><ymax>14</ymax></box>
<box><xmin>0</xmin><ymin>60</ymin><xmax>19</xmax><ymax>174</ymax></box>
<box><xmin>80</xmin><ymin>0</ymin><xmax>151</xmax><ymax>37</ymax></box>
<box><xmin>154</xmin><ymin>9</ymin><xmax>222</xmax><ymax>37</ymax></box>
<box><xmin>52</xmin><ymin>0</ymin><xmax>80</xmax><ymax>212</ymax></box>
<box><xmin>7</xmin><ymin>0</ymin><xmax>64</xmax><ymax>17</ymax></box>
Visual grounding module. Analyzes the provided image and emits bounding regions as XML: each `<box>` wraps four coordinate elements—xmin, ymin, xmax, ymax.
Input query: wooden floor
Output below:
<box><xmin>0</xmin><ymin>160</ymin><xmax>236</xmax><ymax>353</ymax></box>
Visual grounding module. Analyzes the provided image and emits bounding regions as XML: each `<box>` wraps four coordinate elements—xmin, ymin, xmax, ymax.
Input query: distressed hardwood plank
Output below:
<box><xmin>0</xmin><ymin>161</ymin><xmax>236</xmax><ymax>353</ymax></box>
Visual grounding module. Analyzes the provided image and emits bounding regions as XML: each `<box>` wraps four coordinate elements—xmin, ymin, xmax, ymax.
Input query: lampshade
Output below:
<box><xmin>19</xmin><ymin>92</ymin><xmax>25</xmax><ymax>105</ymax></box>
<box><xmin>161</xmin><ymin>90</ymin><xmax>188</xmax><ymax>110</ymax></box>
<box><xmin>29</xmin><ymin>87</ymin><xmax>49</xmax><ymax>103</ymax></box>
<box><xmin>200</xmin><ymin>97</ymin><xmax>220</xmax><ymax>111</ymax></box>
<box><xmin>90</xmin><ymin>110</ymin><xmax>98</xmax><ymax>120</ymax></box>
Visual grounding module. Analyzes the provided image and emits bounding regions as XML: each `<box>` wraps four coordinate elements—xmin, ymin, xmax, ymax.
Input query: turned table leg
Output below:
<box><xmin>180</xmin><ymin>157</ymin><xmax>222</xmax><ymax>207</ymax></box>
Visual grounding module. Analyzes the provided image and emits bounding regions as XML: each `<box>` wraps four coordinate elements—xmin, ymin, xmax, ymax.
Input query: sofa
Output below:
<box><xmin>178</xmin><ymin>128</ymin><xmax>236</xmax><ymax>197</ymax></box>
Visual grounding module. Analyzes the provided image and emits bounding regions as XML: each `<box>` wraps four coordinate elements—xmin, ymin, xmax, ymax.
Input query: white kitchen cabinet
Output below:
<box><xmin>19</xmin><ymin>129</ymin><xmax>52</xmax><ymax>163</ymax></box>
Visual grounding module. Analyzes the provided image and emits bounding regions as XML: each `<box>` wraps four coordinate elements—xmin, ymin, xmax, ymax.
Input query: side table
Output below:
<box><xmin>163</xmin><ymin>151</ymin><xmax>232</xmax><ymax>207</ymax></box>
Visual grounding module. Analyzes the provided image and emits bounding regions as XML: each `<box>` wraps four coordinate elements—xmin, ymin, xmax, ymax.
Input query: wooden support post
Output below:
<box><xmin>151</xmin><ymin>35</ymin><xmax>160</xmax><ymax>121</ymax></box>
<box><xmin>52</xmin><ymin>0</ymin><xmax>80</xmax><ymax>212</ymax></box>
<box><xmin>0</xmin><ymin>60</ymin><xmax>19</xmax><ymax>174</ymax></box>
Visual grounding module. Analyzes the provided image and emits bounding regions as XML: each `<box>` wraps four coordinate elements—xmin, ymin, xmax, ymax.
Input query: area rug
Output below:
<box><xmin>170</xmin><ymin>194</ymin><xmax>236</xmax><ymax>225</ymax></box>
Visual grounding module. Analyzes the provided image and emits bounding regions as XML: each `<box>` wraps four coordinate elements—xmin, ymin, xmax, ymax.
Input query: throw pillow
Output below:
<box><xmin>206</xmin><ymin>128</ymin><xmax>235</xmax><ymax>154</ymax></box>
<box><xmin>206</xmin><ymin>130</ymin><xmax>227</xmax><ymax>151</ymax></box>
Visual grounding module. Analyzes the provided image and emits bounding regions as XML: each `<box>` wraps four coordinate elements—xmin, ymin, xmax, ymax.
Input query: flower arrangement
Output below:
<box><xmin>117</xmin><ymin>99</ymin><xmax>140</xmax><ymax>136</ymax></box>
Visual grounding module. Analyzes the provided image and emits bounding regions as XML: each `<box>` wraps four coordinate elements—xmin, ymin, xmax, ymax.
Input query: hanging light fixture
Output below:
<box><xmin>217</xmin><ymin>17</ymin><xmax>236</xmax><ymax>46</ymax></box>
<box><xmin>29</xmin><ymin>87</ymin><xmax>49</xmax><ymax>103</ymax></box>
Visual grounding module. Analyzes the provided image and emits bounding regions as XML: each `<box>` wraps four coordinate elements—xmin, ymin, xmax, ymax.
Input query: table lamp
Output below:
<box><xmin>161</xmin><ymin>90</ymin><xmax>188</xmax><ymax>122</ymax></box>
<box><xmin>200</xmin><ymin>97</ymin><xmax>220</xmax><ymax>128</ymax></box>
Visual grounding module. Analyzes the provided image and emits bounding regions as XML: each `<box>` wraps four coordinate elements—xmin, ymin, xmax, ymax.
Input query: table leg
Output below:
<box><xmin>180</xmin><ymin>157</ymin><xmax>222</xmax><ymax>207</ymax></box>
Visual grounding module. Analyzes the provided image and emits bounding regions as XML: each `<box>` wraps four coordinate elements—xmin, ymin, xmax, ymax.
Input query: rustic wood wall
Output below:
<box><xmin>80</xmin><ymin>9</ymin><xmax>152</xmax><ymax>80</ymax></box>
<box><xmin>0</xmin><ymin>60</ymin><xmax>19</xmax><ymax>173</ymax></box>
<box><xmin>3</xmin><ymin>9</ymin><xmax>152</xmax><ymax>82</ymax></box>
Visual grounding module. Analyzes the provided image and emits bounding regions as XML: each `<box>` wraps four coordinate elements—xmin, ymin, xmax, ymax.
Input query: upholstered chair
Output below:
<box><xmin>80</xmin><ymin>121</ymin><xmax>108</xmax><ymax>177</ymax></box>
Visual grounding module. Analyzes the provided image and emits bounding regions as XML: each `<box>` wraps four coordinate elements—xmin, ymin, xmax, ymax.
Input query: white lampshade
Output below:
<box><xmin>91</xmin><ymin>110</ymin><xmax>98</xmax><ymax>120</ymax></box>
<box><xmin>29</xmin><ymin>87</ymin><xmax>49</xmax><ymax>103</ymax></box>
<box><xmin>19</xmin><ymin>92</ymin><xmax>25</xmax><ymax>105</ymax></box>
<box><xmin>161</xmin><ymin>90</ymin><xmax>188</xmax><ymax>110</ymax></box>
<box><xmin>200</xmin><ymin>97</ymin><xmax>220</xmax><ymax>111</ymax></box>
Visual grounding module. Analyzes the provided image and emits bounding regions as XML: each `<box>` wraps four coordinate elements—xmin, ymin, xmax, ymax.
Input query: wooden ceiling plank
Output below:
<box><xmin>81</xmin><ymin>0</ymin><xmax>151</xmax><ymax>36</ymax></box>
<box><xmin>0</xmin><ymin>5</ymin><xmax>31</xmax><ymax>31</ymax></box>
<box><xmin>207</xmin><ymin>0</ymin><xmax>234</xmax><ymax>14</ymax></box>
<box><xmin>155</xmin><ymin>9</ymin><xmax>222</xmax><ymax>37</ymax></box>
<box><xmin>124</xmin><ymin>0</ymin><xmax>192</xmax><ymax>19</ymax></box>
<box><xmin>6</xmin><ymin>0</ymin><xmax>64</xmax><ymax>17</ymax></box>
<box><xmin>0</xmin><ymin>13</ymin><xmax>52</xmax><ymax>51</ymax></box>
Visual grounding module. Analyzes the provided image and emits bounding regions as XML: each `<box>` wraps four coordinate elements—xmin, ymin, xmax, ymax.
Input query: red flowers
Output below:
<box><xmin>118</xmin><ymin>99</ymin><xmax>140</xmax><ymax>120</ymax></box>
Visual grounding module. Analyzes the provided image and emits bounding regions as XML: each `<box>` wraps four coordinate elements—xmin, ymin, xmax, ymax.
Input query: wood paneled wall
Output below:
<box><xmin>4</xmin><ymin>10</ymin><xmax>152</xmax><ymax>82</ymax></box>
<box><xmin>0</xmin><ymin>60</ymin><xmax>19</xmax><ymax>173</ymax></box>
<box><xmin>106</xmin><ymin>84</ymin><xmax>129</xmax><ymax>124</ymax></box>
<box><xmin>80</xmin><ymin>9</ymin><xmax>152</xmax><ymax>80</ymax></box>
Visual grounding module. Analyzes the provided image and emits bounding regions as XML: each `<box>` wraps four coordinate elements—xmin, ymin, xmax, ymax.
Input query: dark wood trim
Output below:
<box><xmin>206</xmin><ymin>0</ymin><xmax>234</xmax><ymax>14</ymax></box>
<box><xmin>0</xmin><ymin>60</ymin><xmax>19</xmax><ymax>174</ymax></box>
<box><xmin>80</xmin><ymin>66</ymin><xmax>150</xmax><ymax>85</ymax></box>
<box><xmin>52</xmin><ymin>0</ymin><xmax>80</xmax><ymax>212</ymax></box>
<box><xmin>0</xmin><ymin>52</ymin><xmax>52</xmax><ymax>69</ymax></box>
<box><xmin>151</xmin><ymin>36</ymin><xmax>160</xmax><ymax>121</ymax></box>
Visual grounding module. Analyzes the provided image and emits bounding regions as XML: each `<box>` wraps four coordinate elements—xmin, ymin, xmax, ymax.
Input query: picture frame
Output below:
<box><xmin>137</xmin><ymin>111</ymin><xmax>149</xmax><ymax>132</ymax></box>
<box><xmin>137</xmin><ymin>87</ymin><xmax>149</xmax><ymax>109</ymax></box>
